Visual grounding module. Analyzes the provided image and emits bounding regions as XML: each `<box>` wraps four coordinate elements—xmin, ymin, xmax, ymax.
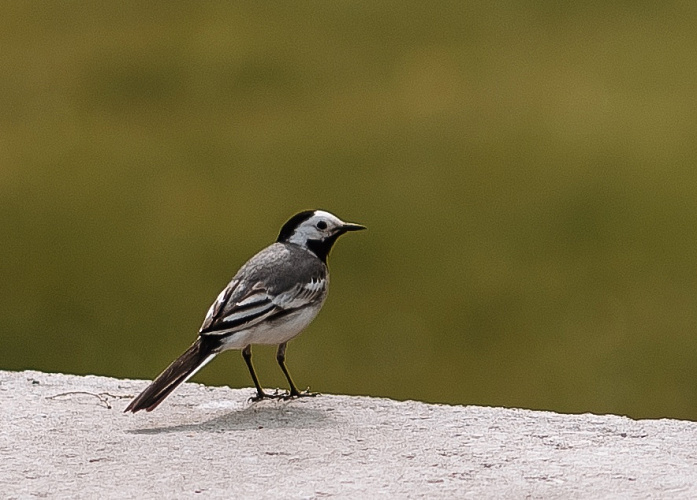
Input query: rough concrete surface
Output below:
<box><xmin>2</xmin><ymin>370</ymin><xmax>697</xmax><ymax>499</ymax></box>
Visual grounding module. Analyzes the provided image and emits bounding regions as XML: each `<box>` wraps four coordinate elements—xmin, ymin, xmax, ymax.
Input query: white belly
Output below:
<box><xmin>219</xmin><ymin>303</ymin><xmax>323</xmax><ymax>349</ymax></box>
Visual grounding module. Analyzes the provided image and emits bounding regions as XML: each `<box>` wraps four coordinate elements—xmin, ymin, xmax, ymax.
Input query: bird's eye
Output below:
<box><xmin>316</xmin><ymin>221</ymin><xmax>327</xmax><ymax>230</ymax></box>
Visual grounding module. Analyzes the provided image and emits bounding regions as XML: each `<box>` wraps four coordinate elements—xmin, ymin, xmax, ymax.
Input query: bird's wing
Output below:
<box><xmin>199</xmin><ymin>277</ymin><xmax>327</xmax><ymax>336</ymax></box>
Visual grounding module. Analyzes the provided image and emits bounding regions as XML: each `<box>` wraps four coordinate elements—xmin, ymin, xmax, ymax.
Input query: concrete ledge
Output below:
<box><xmin>2</xmin><ymin>370</ymin><xmax>697</xmax><ymax>499</ymax></box>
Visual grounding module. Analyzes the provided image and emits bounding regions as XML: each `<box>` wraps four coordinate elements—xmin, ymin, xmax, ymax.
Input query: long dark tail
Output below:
<box><xmin>125</xmin><ymin>337</ymin><xmax>220</xmax><ymax>413</ymax></box>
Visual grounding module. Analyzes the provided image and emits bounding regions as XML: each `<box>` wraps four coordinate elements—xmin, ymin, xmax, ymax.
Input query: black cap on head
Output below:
<box><xmin>277</xmin><ymin>210</ymin><xmax>316</xmax><ymax>242</ymax></box>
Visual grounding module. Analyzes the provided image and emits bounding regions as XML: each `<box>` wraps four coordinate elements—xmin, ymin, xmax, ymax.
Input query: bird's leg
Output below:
<box><xmin>242</xmin><ymin>345</ymin><xmax>283</xmax><ymax>401</ymax></box>
<box><xmin>276</xmin><ymin>342</ymin><xmax>318</xmax><ymax>399</ymax></box>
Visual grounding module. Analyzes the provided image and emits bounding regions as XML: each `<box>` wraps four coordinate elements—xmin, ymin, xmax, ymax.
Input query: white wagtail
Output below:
<box><xmin>125</xmin><ymin>209</ymin><xmax>366</xmax><ymax>413</ymax></box>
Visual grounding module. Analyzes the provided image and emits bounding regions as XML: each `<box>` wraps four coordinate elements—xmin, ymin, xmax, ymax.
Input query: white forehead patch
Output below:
<box><xmin>307</xmin><ymin>210</ymin><xmax>344</xmax><ymax>227</ymax></box>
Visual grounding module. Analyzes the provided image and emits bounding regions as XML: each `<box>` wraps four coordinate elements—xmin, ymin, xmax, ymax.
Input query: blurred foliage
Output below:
<box><xmin>2</xmin><ymin>2</ymin><xmax>697</xmax><ymax>419</ymax></box>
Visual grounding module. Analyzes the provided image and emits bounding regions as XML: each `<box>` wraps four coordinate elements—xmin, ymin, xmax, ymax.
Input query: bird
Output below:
<box><xmin>125</xmin><ymin>209</ymin><xmax>366</xmax><ymax>413</ymax></box>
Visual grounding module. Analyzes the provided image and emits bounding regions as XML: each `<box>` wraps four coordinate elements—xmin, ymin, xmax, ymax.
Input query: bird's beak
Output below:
<box><xmin>341</xmin><ymin>222</ymin><xmax>367</xmax><ymax>232</ymax></box>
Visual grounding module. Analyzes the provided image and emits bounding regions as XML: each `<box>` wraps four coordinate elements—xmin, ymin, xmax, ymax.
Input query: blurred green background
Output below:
<box><xmin>2</xmin><ymin>2</ymin><xmax>697</xmax><ymax>420</ymax></box>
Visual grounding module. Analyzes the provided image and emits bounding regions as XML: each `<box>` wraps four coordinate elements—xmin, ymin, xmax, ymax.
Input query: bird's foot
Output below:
<box><xmin>248</xmin><ymin>388</ymin><xmax>289</xmax><ymax>402</ymax></box>
<box><xmin>282</xmin><ymin>388</ymin><xmax>319</xmax><ymax>400</ymax></box>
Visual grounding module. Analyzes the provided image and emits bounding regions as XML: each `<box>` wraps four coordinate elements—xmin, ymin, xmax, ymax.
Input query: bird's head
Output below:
<box><xmin>277</xmin><ymin>210</ymin><xmax>366</xmax><ymax>262</ymax></box>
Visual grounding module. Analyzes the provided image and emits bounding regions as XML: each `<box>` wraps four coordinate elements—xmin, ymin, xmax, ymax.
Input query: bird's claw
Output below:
<box><xmin>248</xmin><ymin>389</ymin><xmax>289</xmax><ymax>402</ymax></box>
<box><xmin>282</xmin><ymin>388</ymin><xmax>319</xmax><ymax>400</ymax></box>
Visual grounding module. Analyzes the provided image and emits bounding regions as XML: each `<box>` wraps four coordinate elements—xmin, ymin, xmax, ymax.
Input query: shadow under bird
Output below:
<box><xmin>125</xmin><ymin>210</ymin><xmax>366</xmax><ymax>413</ymax></box>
